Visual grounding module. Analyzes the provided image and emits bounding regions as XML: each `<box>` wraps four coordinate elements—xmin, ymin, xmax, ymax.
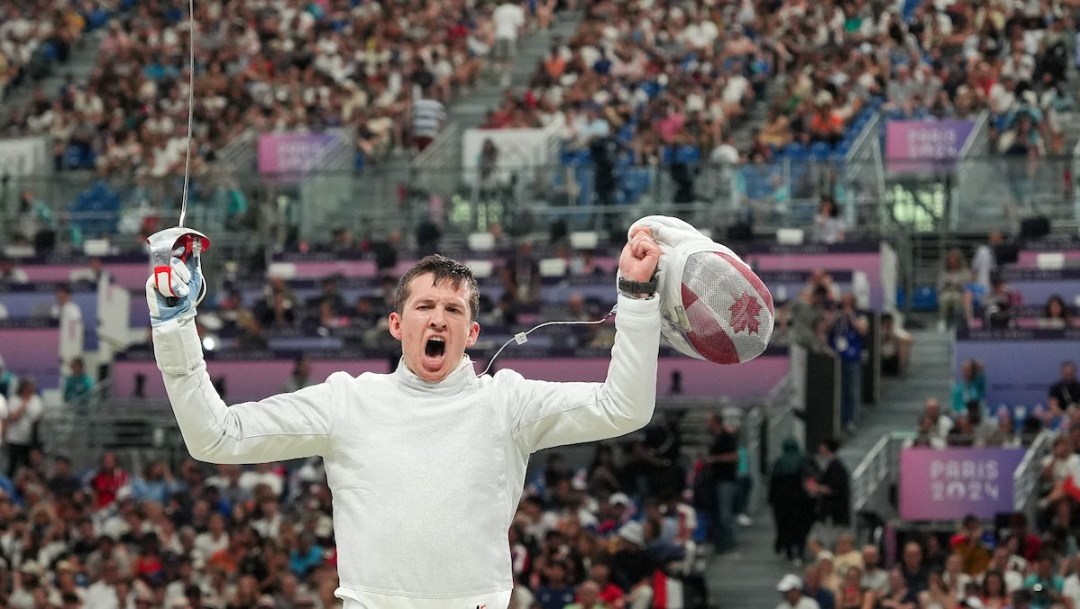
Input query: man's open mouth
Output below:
<box><xmin>425</xmin><ymin>337</ymin><xmax>446</xmax><ymax>358</ymax></box>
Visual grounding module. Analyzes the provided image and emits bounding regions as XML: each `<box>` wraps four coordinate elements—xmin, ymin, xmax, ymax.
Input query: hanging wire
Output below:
<box><xmin>177</xmin><ymin>0</ymin><xmax>196</xmax><ymax>227</ymax></box>
<box><xmin>479</xmin><ymin>305</ymin><xmax>617</xmax><ymax>377</ymax></box>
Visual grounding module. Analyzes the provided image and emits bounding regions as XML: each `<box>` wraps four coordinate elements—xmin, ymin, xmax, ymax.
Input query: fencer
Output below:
<box><xmin>147</xmin><ymin>227</ymin><xmax>663</xmax><ymax>608</ymax></box>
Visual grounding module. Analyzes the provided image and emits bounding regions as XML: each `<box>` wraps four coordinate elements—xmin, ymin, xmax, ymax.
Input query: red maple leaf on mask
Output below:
<box><xmin>729</xmin><ymin>292</ymin><xmax>763</xmax><ymax>334</ymax></box>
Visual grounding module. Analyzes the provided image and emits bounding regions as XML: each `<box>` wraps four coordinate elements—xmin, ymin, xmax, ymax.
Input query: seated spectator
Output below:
<box><xmin>923</xmin><ymin>398</ymin><xmax>954</xmax><ymax>441</ymax></box>
<box><xmin>776</xmin><ymin>574</ymin><xmax>818</xmax><ymax>609</ymax></box>
<box><xmin>132</xmin><ymin>460</ymin><xmax>179</xmax><ymax>505</ymax></box>
<box><xmin>947</xmin><ymin>412</ymin><xmax>980</xmax><ymax>448</ymax></box>
<box><xmin>62</xmin><ymin>356</ymin><xmax>95</xmax><ymax>408</ymax></box>
<box><xmin>949</xmin><ymin>515</ymin><xmax>993</xmax><ymax>576</ymax></box>
<box><xmin>919</xmin><ymin>571</ymin><xmax>955</xmax><ymax>609</ymax></box>
<box><xmin>980</xmin><ymin>275</ymin><xmax>1022</xmax><ymax>330</ymax></box>
<box><xmin>984</xmin><ymin>409</ymin><xmax>1021</xmax><ymax>448</ymax></box>
<box><xmin>879</xmin><ymin>314</ymin><xmax>913</xmax><ymax>377</ymax></box>
<box><xmin>1049</xmin><ymin>361</ymin><xmax>1080</xmax><ymax>410</ymax></box>
<box><xmin>982</xmin><ymin>569</ymin><xmax>1012</xmax><ymax>609</ymax></box>
<box><xmin>1062</xmin><ymin>556</ymin><xmax>1080</xmax><ymax>609</ymax></box>
<box><xmin>833</xmin><ymin>565</ymin><xmax>868</xmax><ymax>604</ymax></box>
<box><xmin>802</xmin><ymin>563</ymin><xmax>836</xmax><ymax>609</ymax></box>
<box><xmin>807</xmin><ymin>93</ymin><xmax>844</xmax><ymax>145</ymax></box>
<box><xmin>14</xmin><ymin>189</ymin><xmax>56</xmax><ymax>254</ymax></box>
<box><xmin>938</xmin><ymin>249</ymin><xmax>971</xmax><ymax>330</ymax></box>
<box><xmin>1039</xmin><ymin>295</ymin><xmax>1072</xmax><ymax>329</ymax></box>
<box><xmin>950</xmin><ymin>360</ymin><xmax>986</xmax><ymax>417</ymax></box>
<box><xmin>879</xmin><ymin>567</ymin><xmax>919</xmax><ymax>609</ymax></box>
<box><xmin>0</xmin><ymin>257</ymin><xmax>29</xmax><ymax>285</ymax></box>
<box><xmin>588</xmin><ymin>563</ymin><xmax>625</xmax><ymax>608</ymax></box>
<box><xmin>306</xmin><ymin>277</ymin><xmax>346</xmax><ymax>320</ymax></box>
<box><xmin>812</xmin><ymin>197</ymin><xmax>846</xmax><ymax>245</ymax></box>
<box><xmin>816</xmin><ymin>552</ymin><xmax>842</xmax><ymax>599</ymax></box>
<box><xmin>759</xmin><ymin>105</ymin><xmax>793</xmax><ymax>149</ymax></box>
<box><xmin>1023</xmin><ymin>552</ymin><xmax>1064</xmax><ymax>608</ymax></box>
<box><xmin>861</xmin><ymin>546</ymin><xmax>889</xmax><ymax>597</ymax></box>
<box><xmin>565</xmin><ymin>580</ymin><xmax>605</xmax><ymax>609</ymax></box>
<box><xmin>1040</xmin><ymin>436</ymin><xmax>1080</xmax><ymax>507</ymax></box>
<box><xmin>914</xmin><ymin>415</ymin><xmax>947</xmax><ymax>449</ymax></box>
<box><xmin>282</xmin><ymin>357</ymin><xmax>313</xmax><ymax>393</ymax></box>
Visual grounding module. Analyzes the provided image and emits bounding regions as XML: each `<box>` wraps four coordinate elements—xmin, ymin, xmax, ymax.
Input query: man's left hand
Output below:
<box><xmin>619</xmin><ymin>226</ymin><xmax>660</xmax><ymax>282</ymax></box>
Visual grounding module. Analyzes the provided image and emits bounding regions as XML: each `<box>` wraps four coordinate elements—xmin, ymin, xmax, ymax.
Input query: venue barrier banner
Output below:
<box><xmin>899</xmin><ymin>447</ymin><xmax>1026</xmax><ymax>520</ymax></box>
<box><xmin>885</xmin><ymin>120</ymin><xmax>976</xmax><ymax>173</ymax></box>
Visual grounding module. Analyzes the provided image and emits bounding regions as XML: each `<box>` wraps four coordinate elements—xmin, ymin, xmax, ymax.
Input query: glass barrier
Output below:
<box><xmin>2</xmin><ymin>155</ymin><xmax>1076</xmax><ymax>256</ymax></box>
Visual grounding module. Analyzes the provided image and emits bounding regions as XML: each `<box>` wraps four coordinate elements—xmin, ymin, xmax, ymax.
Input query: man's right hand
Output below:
<box><xmin>146</xmin><ymin>255</ymin><xmax>203</xmax><ymax>326</ymax></box>
<box><xmin>618</xmin><ymin>226</ymin><xmax>661</xmax><ymax>283</ymax></box>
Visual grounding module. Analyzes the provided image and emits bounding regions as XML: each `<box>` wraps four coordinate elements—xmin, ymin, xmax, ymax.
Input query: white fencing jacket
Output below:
<box><xmin>153</xmin><ymin>294</ymin><xmax>661</xmax><ymax>604</ymax></box>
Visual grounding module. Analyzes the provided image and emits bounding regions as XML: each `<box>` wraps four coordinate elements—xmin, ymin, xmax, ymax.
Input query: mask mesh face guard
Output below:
<box><xmin>629</xmin><ymin>216</ymin><xmax>774</xmax><ymax>365</ymax></box>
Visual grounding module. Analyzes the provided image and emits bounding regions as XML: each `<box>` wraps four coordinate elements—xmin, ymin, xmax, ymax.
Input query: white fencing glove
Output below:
<box><xmin>146</xmin><ymin>252</ymin><xmax>205</xmax><ymax>326</ymax></box>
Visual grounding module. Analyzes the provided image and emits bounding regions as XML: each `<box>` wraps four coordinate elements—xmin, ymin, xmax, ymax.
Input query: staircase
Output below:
<box><xmin>2</xmin><ymin>29</ymin><xmax>106</xmax><ymax>122</ymax></box>
<box><xmin>449</xmin><ymin>12</ymin><xmax>583</xmax><ymax>130</ymax></box>
<box><xmin>707</xmin><ymin>329</ymin><xmax>954</xmax><ymax>608</ymax></box>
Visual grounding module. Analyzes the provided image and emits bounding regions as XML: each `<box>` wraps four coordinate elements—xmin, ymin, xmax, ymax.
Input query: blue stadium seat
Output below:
<box><xmin>784</xmin><ymin>142</ymin><xmax>806</xmax><ymax>160</ymax></box>
<box><xmin>41</xmin><ymin>42</ymin><xmax>58</xmax><ymax>61</ymax></box>
<box><xmin>809</xmin><ymin>141</ymin><xmax>832</xmax><ymax>160</ymax></box>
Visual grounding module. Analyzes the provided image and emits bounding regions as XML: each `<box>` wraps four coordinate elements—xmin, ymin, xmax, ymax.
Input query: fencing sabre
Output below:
<box><xmin>147</xmin><ymin>0</ymin><xmax>210</xmax><ymax>305</ymax></box>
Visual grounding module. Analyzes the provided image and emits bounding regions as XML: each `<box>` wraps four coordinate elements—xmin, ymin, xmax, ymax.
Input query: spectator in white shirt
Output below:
<box><xmin>194</xmin><ymin>513</ymin><xmax>230</xmax><ymax>560</ymax></box>
<box><xmin>493</xmin><ymin>0</ymin><xmax>526</xmax><ymax>86</ymax></box>
<box><xmin>6</xmin><ymin>379</ymin><xmax>42</xmax><ymax>477</ymax></box>
<box><xmin>776</xmin><ymin>574</ymin><xmax>821</xmax><ymax>609</ymax></box>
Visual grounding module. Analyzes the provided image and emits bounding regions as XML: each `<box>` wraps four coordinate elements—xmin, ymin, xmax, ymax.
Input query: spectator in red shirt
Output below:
<box><xmin>90</xmin><ymin>452</ymin><xmax>129</xmax><ymax>510</ymax></box>
<box><xmin>590</xmin><ymin>562</ymin><xmax>626</xmax><ymax>607</ymax></box>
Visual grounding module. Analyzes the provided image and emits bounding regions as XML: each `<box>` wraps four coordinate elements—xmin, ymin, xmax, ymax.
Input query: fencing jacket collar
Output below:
<box><xmin>392</xmin><ymin>355</ymin><xmax>476</xmax><ymax>397</ymax></box>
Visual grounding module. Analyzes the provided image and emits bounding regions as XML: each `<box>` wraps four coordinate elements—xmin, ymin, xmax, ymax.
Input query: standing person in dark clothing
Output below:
<box><xmin>808</xmin><ymin>438</ymin><xmax>850</xmax><ymax>548</ymax></box>
<box><xmin>770</xmin><ymin>438</ymin><xmax>814</xmax><ymax>565</ymax></box>
<box><xmin>705</xmin><ymin>411</ymin><xmax>739</xmax><ymax>553</ymax></box>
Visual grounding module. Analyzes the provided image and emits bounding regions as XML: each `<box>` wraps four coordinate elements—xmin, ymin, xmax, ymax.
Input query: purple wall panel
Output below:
<box><xmin>1017</xmin><ymin>250</ymin><xmax>1080</xmax><ymax>268</ymax></box>
<box><xmin>955</xmin><ymin>337</ymin><xmax>1080</xmax><ymax>407</ymax></box>
<box><xmin>0</xmin><ymin>328</ymin><xmax>61</xmax><ymax>388</ymax></box>
<box><xmin>746</xmin><ymin>252</ymin><xmax>883</xmax><ymax>309</ymax></box>
<box><xmin>112</xmin><ymin>358</ymin><xmax>393</xmax><ymax>401</ymax></box>
<box><xmin>115</xmin><ymin>354</ymin><xmax>787</xmax><ymax>403</ymax></box>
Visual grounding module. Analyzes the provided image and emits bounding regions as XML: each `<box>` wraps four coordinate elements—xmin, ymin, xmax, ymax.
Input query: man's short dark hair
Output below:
<box><xmin>394</xmin><ymin>255</ymin><xmax>480</xmax><ymax>321</ymax></box>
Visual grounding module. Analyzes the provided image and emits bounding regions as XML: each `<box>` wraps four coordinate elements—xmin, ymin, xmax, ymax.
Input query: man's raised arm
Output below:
<box><xmin>506</xmin><ymin>227</ymin><xmax>662</xmax><ymax>453</ymax></box>
<box><xmin>148</xmin><ymin>257</ymin><xmax>334</xmax><ymax>464</ymax></box>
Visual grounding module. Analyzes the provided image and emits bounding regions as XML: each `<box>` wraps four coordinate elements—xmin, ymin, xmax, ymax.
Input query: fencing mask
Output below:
<box><xmin>629</xmin><ymin>215</ymin><xmax>774</xmax><ymax>365</ymax></box>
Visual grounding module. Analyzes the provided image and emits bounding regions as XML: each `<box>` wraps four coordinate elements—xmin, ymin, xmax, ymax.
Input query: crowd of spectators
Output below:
<box><xmin>465</xmin><ymin>0</ymin><xmax>1078</xmax><ymax>227</ymax></box>
<box><xmin>906</xmin><ymin>359</ymin><xmax>1080</xmax><ymax>451</ymax></box>
<box><xmin>2</xmin><ymin>0</ymin><xmax>550</xmax><ymax>176</ymax></box>
<box><xmin>188</xmin><ymin>228</ymin><xmax>626</xmax><ymax>355</ymax></box>
<box><xmin>770</xmin><ymin>509</ymin><xmax>1080</xmax><ymax>609</ymax></box>
<box><xmin>933</xmin><ymin>231</ymin><xmax>1079</xmax><ymax>332</ymax></box>
<box><xmin>766</xmin><ymin>359</ymin><xmax>1080</xmax><ymax>609</ymax></box>
<box><xmin>481</xmin><ymin>0</ymin><xmax>764</xmax><ymax>161</ymax></box>
<box><xmin>0</xmin><ymin>0</ymin><xmax>106</xmax><ymax>101</ymax></box>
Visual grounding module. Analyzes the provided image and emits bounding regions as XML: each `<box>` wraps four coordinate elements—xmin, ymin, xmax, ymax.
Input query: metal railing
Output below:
<box><xmin>1013</xmin><ymin>429</ymin><xmax>1056</xmax><ymax>514</ymax></box>
<box><xmin>851</xmin><ymin>433</ymin><xmax>910</xmax><ymax>513</ymax></box>
<box><xmin>40</xmin><ymin>409</ymin><xmax>186</xmax><ymax>470</ymax></box>
<box><xmin>5</xmin><ymin>154</ymin><xmax>1080</xmax><ymax>258</ymax></box>
<box><xmin>850</xmin><ymin>430</ymin><xmax>1056</xmax><ymax>531</ymax></box>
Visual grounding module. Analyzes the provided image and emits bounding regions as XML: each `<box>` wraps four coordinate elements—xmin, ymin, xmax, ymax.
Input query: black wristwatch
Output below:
<box><xmin>618</xmin><ymin>275</ymin><xmax>658</xmax><ymax>299</ymax></box>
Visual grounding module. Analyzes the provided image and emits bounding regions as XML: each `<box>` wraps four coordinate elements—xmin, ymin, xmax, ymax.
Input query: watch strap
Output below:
<box><xmin>618</xmin><ymin>275</ymin><xmax>658</xmax><ymax>296</ymax></box>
